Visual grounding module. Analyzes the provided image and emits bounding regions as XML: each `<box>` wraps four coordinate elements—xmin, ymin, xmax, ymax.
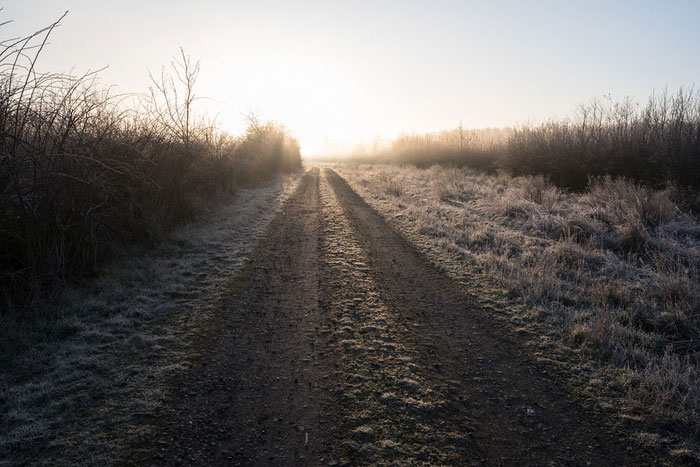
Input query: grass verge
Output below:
<box><xmin>334</xmin><ymin>163</ymin><xmax>700</xmax><ymax>463</ymax></box>
<box><xmin>0</xmin><ymin>171</ymin><xmax>302</xmax><ymax>465</ymax></box>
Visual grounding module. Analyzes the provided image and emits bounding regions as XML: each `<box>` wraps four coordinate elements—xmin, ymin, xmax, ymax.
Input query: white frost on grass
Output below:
<box><xmin>0</xmin><ymin>171</ymin><xmax>303</xmax><ymax>465</ymax></box>
<box><xmin>334</xmin><ymin>163</ymin><xmax>700</xmax><ymax>459</ymax></box>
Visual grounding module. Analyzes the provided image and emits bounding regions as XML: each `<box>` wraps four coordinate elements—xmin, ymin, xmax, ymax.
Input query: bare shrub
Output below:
<box><xmin>504</xmin><ymin>90</ymin><xmax>700</xmax><ymax>190</ymax></box>
<box><xmin>353</xmin><ymin>89</ymin><xmax>700</xmax><ymax>192</ymax></box>
<box><xmin>351</xmin><ymin>127</ymin><xmax>511</xmax><ymax>172</ymax></box>
<box><xmin>234</xmin><ymin>113</ymin><xmax>301</xmax><ymax>184</ymax></box>
<box><xmin>0</xmin><ymin>15</ymin><xmax>301</xmax><ymax>312</ymax></box>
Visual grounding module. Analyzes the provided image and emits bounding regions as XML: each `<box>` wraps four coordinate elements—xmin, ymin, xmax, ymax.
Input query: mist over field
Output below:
<box><xmin>1</xmin><ymin>1</ymin><xmax>699</xmax><ymax>465</ymax></box>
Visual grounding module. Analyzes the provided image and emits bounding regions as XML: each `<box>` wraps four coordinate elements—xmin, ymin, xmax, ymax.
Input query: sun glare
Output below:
<box><xmin>202</xmin><ymin>52</ymin><xmax>371</xmax><ymax>155</ymax></box>
<box><xmin>3</xmin><ymin>2</ymin><xmax>700</xmax><ymax>465</ymax></box>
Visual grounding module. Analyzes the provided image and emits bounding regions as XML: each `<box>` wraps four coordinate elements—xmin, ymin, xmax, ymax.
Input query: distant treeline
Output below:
<box><xmin>0</xmin><ymin>15</ymin><xmax>301</xmax><ymax>312</ymax></box>
<box><xmin>352</xmin><ymin>89</ymin><xmax>700</xmax><ymax>191</ymax></box>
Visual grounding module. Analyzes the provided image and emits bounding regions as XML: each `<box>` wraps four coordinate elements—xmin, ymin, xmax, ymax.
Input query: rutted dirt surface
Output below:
<box><xmin>129</xmin><ymin>168</ymin><xmax>640</xmax><ymax>465</ymax></box>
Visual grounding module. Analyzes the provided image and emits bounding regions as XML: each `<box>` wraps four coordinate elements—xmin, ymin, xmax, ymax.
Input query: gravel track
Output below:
<box><xmin>129</xmin><ymin>168</ymin><xmax>639</xmax><ymax>466</ymax></box>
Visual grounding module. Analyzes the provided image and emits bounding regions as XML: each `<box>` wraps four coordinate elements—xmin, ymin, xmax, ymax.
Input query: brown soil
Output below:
<box><xmin>126</xmin><ymin>168</ymin><xmax>645</xmax><ymax>465</ymax></box>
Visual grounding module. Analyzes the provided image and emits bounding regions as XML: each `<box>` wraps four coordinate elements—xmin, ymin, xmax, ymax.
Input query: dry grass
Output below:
<box><xmin>0</xmin><ymin>172</ymin><xmax>302</xmax><ymax>465</ymax></box>
<box><xmin>0</xmin><ymin>16</ymin><xmax>302</xmax><ymax>313</ymax></box>
<box><xmin>350</xmin><ymin>89</ymin><xmax>700</xmax><ymax>192</ymax></box>
<box><xmin>335</xmin><ymin>163</ymin><xmax>700</xmax><ymax>461</ymax></box>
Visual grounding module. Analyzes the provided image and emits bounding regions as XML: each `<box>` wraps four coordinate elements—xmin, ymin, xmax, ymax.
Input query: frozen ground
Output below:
<box><xmin>0</xmin><ymin>171</ymin><xmax>303</xmax><ymax>465</ymax></box>
<box><xmin>333</xmin><ymin>163</ymin><xmax>700</xmax><ymax>461</ymax></box>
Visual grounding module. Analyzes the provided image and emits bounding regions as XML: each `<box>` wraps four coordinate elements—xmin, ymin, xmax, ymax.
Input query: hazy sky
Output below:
<box><xmin>3</xmin><ymin>1</ymin><xmax>699</xmax><ymax>154</ymax></box>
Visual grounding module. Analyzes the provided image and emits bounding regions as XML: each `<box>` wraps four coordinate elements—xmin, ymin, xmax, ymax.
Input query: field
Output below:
<box><xmin>2</xmin><ymin>161</ymin><xmax>698</xmax><ymax>464</ymax></box>
<box><xmin>333</xmin><ymin>162</ymin><xmax>700</xmax><ymax>460</ymax></box>
<box><xmin>2</xmin><ymin>6</ymin><xmax>699</xmax><ymax>465</ymax></box>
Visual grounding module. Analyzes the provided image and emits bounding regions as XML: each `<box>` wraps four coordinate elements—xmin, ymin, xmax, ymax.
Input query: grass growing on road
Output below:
<box><xmin>320</xmin><ymin>175</ymin><xmax>468</xmax><ymax>464</ymax></box>
<box><xmin>335</xmin><ymin>163</ymin><xmax>700</xmax><ymax>462</ymax></box>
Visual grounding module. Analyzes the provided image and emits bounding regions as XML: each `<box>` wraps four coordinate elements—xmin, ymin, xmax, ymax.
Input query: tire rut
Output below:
<box><xmin>319</xmin><ymin>175</ymin><xmax>471</xmax><ymax>464</ymax></box>
<box><xmin>324</xmin><ymin>168</ymin><xmax>638</xmax><ymax>465</ymax></box>
<box><xmin>128</xmin><ymin>167</ymin><xmax>640</xmax><ymax>466</ymax></box>
<box><xmin>128</xmin><ymin>168</ymin><xmax>338</xmax><ymax>466</ymax></box>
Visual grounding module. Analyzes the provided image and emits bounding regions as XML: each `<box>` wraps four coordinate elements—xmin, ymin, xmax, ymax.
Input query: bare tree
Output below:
<box><xmin>147</xmin><ymin>47</ymin><xmax>200</xmax><ymax>149</ymax></box>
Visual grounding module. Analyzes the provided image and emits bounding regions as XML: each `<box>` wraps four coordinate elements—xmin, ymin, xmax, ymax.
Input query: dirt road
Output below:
<box><xmin>129</xmin><ymin>168</ymin><xmax>637</xmax><ymax>465</ymax></box>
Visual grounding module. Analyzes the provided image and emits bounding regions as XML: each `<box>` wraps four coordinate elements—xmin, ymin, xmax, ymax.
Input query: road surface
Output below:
<box><xmin>128</xmin><ymin>168</ymin><xmax>635</xmax><ymax>465</ymax></box>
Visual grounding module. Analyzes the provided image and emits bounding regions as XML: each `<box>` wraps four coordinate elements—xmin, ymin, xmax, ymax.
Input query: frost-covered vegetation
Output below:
<box><xmin>351</xmin><ymin>126</ymin><xmax>512</xmax><ymax>173</ymax></box>
<box><xmin>336</xmin><ymin>163</ymin><xmax>700</xmax><ymax>460</ymax></box>
<box><xmin>0</xmin><ymin>15</ymin><xmax>301</xmax><ymax>313</ymax></box>
<box><xmin>352</xmin><ymin>89</ymin><xmax>700</xmax><ymax>192</ymax></box>
<box><xmin>0</xmin><ymin>172</ymin><xmax>302</xmax><ymax>464</ymax></box>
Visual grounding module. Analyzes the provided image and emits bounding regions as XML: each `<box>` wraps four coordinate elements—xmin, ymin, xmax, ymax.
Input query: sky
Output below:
<box><xmin>2</xmin><ymin>0</ymin><xmax>700</xmax><ymax>155</ymax></box>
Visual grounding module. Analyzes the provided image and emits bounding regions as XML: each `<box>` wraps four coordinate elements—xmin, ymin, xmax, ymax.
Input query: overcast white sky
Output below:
<box><xmin>3</xmin><ymin>0</ymin><xmax>700</xmax><ymax>154</ymax></box>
